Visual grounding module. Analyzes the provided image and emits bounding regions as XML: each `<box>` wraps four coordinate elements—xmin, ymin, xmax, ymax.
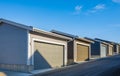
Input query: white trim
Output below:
<box><xmin>89</xmin><ymin>45</ymin><xmax>91</xmax><ymax>59</ymax></box>
<box><xmin>117</xmin><ymin>45</ymin><xmax>119</xmax><ymax>54</ymax></box>
<box><xmin>31</xmin><ymin>38</ymin><xmax>67</xmax><ymax>66</ymax></box>
<box><xmin>27</xmin><ymin>31</ymin><xmax>31</xmax><ymax>65</ymax></box>
<box><xmin>33</xmin><ymin>38</ymin><xmax>66</xmax><ymax>46</ymax></box>
<box><xmin>31</xmin><ymin>39</ymin><xmax>34</xmax><ymax>65</ymax></box>
<box><xmin>64</xmin><ymin>44</ymin><xmax>67</xmax><ymax>66</ymax></box>
<box><xmin>100</xmin><ymin>44</ymin><xmax>102</xmax><ymax>57</ymax></box>
<box><xmin>76</xmin><ymin>42</ymin><xmax>90</xmax><ymax>46</ymax></box>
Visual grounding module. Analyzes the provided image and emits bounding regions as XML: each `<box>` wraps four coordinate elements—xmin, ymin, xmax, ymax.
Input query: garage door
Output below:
<box><xmin>34</xmin><ymin>41</ymin><xmax>64</xmax><ymax>70</ymax></box>
<box><xmin>109</xmin><ymin>46</ymin><xmax>113</xmax><ymax>55</ymax></box>
<box><xmin>77</xmin><ymin>44</ymin><xmax>89</xmax><ymax>61</ymax></box>
<box><xmin>101</xmin><ymin>45</ymin><xmax>107</xmax><ymax>57</ymax></box>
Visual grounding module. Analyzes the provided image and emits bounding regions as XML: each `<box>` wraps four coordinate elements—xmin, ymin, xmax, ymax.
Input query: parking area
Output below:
<box><xmin>0</xmin><ymin>55</ymin><xmax>120</xmax><ymax>76</ymax></box>
<box><xmin>34</xmin><ymin>55</ymin><xmax>120</xmax><ymax>76</ymax></box>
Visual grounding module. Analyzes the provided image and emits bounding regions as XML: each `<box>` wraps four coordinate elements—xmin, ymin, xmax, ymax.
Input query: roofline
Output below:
<box><xmin>0</xmin><ymin>18</ymin><xmax>33</xmax><ymax>31</ymax></box>
<box><xmin>51</xmin><ymin>30</ymin><xmax>78</xmax><ymax>38</ymax></box>
<box><xmin>99</xmin><ymin>41</ymin><xmax>110</xmax><ymax>45</ymax></box>
<box><xmin>95</xmin><ymin>38</ymin><xmax>116</xmax><ymax>45</ymax></box>
<box><xmin>51</xmin><ymin>30</ymin><xmax>93</xmax><ymax>43</ymax></box>
<box><xmin>84</xmin><ymin>37</ymin><xmax>97</xmax><ymax>42</ymax></box>
<box><xmin>84</xmin><ymin>37</ymin><xmax>112</xmax><ymax>45</ymax></box>
<box><xmin>33</xmin><ymin>28</ymin><xmax>72</xmax><ymax>40</ymax></box>
<box><xmin>75</xmin><ymin>37</ymin><xmax>94</xmax><ymax>43</ymax></box>
<box><xmin>0</xmin><ymin>18</ymin><xmax>72</xmax><ymax>40</ymax></box>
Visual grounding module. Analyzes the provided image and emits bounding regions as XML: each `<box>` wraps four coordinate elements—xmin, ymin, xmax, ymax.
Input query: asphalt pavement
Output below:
<box><xmin>35</xmin><ymin>55</ymin><xmax>120</xmax><ymax>76</ymax></box>
<box><xmin>0</xmin><ymin>69</ymin><xmax>32</xmax><ymax>76</ymax></box>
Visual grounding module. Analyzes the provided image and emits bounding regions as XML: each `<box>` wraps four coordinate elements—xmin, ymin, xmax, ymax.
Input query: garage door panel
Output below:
<box><xmin>101</xmin><ymin>45</ymin><xmax>107</xmax><ymax>57</ymax></box>
<box><xmin>109</xmin><ymin>46</ymin><xmax>113</xmax><ymax>55</ymax></box>
<box><xmin>77</xmin><ymin>44</ymin><xmax>89</xmax><ymax>61</ymax></box>
<box><xmin>34</xmin><ymin>50</ymin><xmax>51</xmax><ymax>69</ymax></box>
<box><xmin>34</xmin><ymin>41</ymin><xmax>64</xmax><ymax>70</ymax></box>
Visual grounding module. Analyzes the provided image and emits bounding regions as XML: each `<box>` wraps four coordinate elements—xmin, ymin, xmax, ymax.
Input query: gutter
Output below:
<box><xmin>33</xmin><ymin>28</ymin><xmax>72</xmax><ymax>41</ymax></box>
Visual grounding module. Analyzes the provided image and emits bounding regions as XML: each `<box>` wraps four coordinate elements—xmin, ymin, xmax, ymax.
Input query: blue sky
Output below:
<box><xmin>0</xmin><ymin>0</ymin><xmax>120</xmax><ymax>42</ymax></box>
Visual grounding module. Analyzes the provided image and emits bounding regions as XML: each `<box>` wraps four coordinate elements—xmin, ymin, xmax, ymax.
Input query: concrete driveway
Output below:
<box><xmin>34</xmin><ymin>55</ymin><xmax>120</xmax><ymax>76</ymax></box>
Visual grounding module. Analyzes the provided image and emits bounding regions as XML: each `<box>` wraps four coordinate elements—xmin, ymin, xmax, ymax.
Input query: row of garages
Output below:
<box><xmin>85</xmin><ymin>38</ymin><xmax>120</xmax><ymax>58</ymax></box>
<box><xmin>0</xmin><ymin>18</ymin><xmax>119</xmax><ymax>72</ymax></box>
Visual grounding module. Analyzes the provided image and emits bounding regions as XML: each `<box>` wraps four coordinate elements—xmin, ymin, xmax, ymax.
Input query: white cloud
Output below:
<box><xmin>75</xmin><ymin>5</ymin><xmax>82</xmax><ymax>11</ymax></box>
<box><xmin>73</xmin><ymin>5</ymin><xmax>82</xmax><ymax>15</ymax></box>
<box><xmin>94</xmin><ymin>4</ymin><xmax>105</xmax><ymax>10</ymax></box>
<box><xmin>73</xmin><ymin>4</ymin><xmax>105</xmax><ymax>15</ymax></box>
<box><xmin>88</xmin><ymin>4</ymin><xmax>105</xmax><ymax>13</ymax></box>
<box><xmin>112</xmin><ymin>0</ymin><xmax>120</xmax><ymax>3</ymax></box>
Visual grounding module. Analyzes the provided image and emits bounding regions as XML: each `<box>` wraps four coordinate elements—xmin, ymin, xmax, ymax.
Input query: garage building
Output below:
<box><xmin>0</xmin><ymin>19</ymin><xmax>71</xmax><ymax>72</ymax></box>
<box><xmin>85</xmin><ymin>37</ymin><xmax>110</xmax><ymax>58</ymax></box>
<box><xmin>51</xmin><ymin>30</ymin><xmax>93</xmax><ymax>64</ymax></box>
<box><xmin>95</xmin><ymin>38</ymin><xmax>115</xmax><ymax>55</ymax></box>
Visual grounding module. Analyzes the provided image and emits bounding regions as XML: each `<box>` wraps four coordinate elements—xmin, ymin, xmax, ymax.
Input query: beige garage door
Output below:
<box><xmin>34</xmin><ymin>41</ymin><xmax>64</xmax><ymax>70</ymax></box>
<box><xmin>77</xmin><ymin>44</ymin><xmax>89</xmax><ymax>61</ymax></box>
<box><xmin>109</xmin><ymin>46</ymin><xmax>113</xmax><ymax>55</ymax></box>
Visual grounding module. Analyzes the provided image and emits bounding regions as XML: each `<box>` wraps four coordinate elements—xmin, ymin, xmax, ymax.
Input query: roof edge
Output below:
<box><xmin>33</xmin><ymin>28</ymin><xmax>72</xmax><ymax>40</ymax></box>
<box><xmin>0</xmin><ymin>18</ymin><xmax>33</xmax><ymax>31</ymax></box>
<box><xmin>51</xmin><ymin>30</ymin><xmax>93</xmax><ymax>43</ymax></box>
<box><xmin>51</xmin><ymin>30</ymin><xmax>79</xmax><ymax>38</ymax></box>
<box><xmin>76</xmin><ymin>37</ymin><xmax>94</xmax><ymax>43</ymax></box>
<box><xmin>84</xmin><ymin>37</ymin><xmax>111</xmax><ymax>44</ymax></box>
<box><xmin>95</xmin><ymin>38</ymin><xmax>116</xmax><ymax>45</ymax></box>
